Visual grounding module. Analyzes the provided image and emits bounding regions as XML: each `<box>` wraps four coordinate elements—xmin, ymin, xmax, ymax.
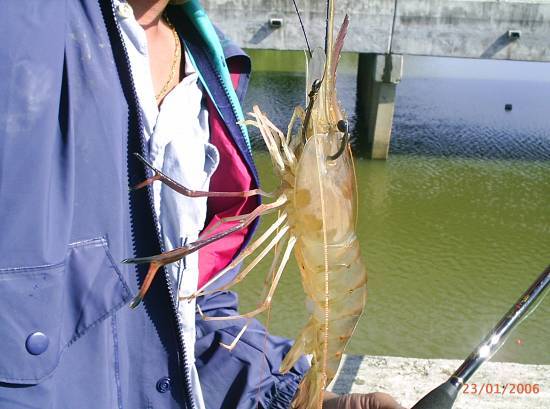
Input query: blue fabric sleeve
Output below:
<box><xmin>0</xmin><ymin>2</ymin><xmax>70</xmax><ymax>268</ymax></box>
<box><xmin>195</xmin><ymin>290</ymin><xmax>310</xmax><ymax>409</ymax></box>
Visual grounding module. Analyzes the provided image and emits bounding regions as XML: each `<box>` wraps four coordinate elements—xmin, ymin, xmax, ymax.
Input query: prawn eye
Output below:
<box><xmin>337</xmin><ymin>120</ymin><xmax>348</xmax><ymax>133</ymax></box>
<box><xmin>312</xmin><ymin>79</ymin><xmax>322</xmax><ymax>91</ymax></box>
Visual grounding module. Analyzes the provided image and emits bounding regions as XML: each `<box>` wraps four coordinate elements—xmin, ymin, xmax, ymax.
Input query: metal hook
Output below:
<box><xmin>327</xmin><ymin>119</ymin><xmax>349</xmax><ymax>160</ymax></box>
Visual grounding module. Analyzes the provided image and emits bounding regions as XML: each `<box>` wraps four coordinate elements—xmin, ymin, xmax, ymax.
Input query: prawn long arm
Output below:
<box><xmin>132</xmin><ymin>153</ymin><xmax>272</xmax><ymax>198</ymax></box>
<box><xmin>199</xmin><ymin>196</ymin><xmax>285</xmax><ymax>240</ymax></box>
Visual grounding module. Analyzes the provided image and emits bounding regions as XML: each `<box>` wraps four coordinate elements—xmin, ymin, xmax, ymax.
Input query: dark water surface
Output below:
<box><xmin>234</xmin><ymin>52</ymin><xmax>550</xmax><ymax>365</ymax></box>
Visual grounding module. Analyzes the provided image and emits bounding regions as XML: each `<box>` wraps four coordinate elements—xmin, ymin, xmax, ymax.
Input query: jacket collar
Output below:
<box><xmin>167</xmin><ymin>3</ymin><xmax>258</xmax><ymax>184</ymax></box>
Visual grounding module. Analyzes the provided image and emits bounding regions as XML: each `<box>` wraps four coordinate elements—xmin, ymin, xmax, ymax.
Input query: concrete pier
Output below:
<box><xmin>330</xmin><ymin>355</ymin><xmax>550</xmax><ymax>409</ymax></box>
<box><xmin>357</xmin><ymin>54</ymin><xmax>403</xmax><ymax>159</ymax></box>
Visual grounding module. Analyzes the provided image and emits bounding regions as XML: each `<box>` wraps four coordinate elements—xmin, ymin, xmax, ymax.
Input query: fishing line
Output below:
<box><xmin>324</xmin><ymin>0</ymin><xmax>330</xmax><ymax>55</ymax></box>
<box><xmin>389</xmin><ymin>0</ymin><xmax>399</xmax><ymax>53</ymax></box>
<box><xmin>291</xmin><ymin>0</ymin><xmax>313</xmax><ymax>58</ymax></box>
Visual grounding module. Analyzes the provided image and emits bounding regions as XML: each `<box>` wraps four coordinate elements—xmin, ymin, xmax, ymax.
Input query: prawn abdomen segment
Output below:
<box><xmin>295</xmin><ymin>236</ymin><xmax>366</xmax><ymax>303</ymax></box>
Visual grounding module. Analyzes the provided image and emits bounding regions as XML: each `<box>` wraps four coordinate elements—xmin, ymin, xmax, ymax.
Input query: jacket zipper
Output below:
<box><xmin>107</xmin><ymin>2</ymin><xmax>196</xmax><ymax>408</ymax></box>
<box><xmin>213</xmin><ymin>65</ymin><xmax>260</xmax><ymax>187</ymax></box>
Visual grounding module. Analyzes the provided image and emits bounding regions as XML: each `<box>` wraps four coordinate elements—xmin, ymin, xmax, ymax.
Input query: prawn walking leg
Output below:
<box><xmin>287</xmin><ymin>106</ymin><xmax>306</xmax><ymax>144</ymax></box>
<box><xmin>198</xmin><ymin>227</ymin><xmax>289</xmax><ymax>296</ymax></box>
<box><xmin>219</xmin><ymin>319</ymin><xmax>252</xmax><ymax>351</ymax></box>
<box><xmin>199</xmin><ymin>236</ymin><xmax>297</xmax><ymax>321</ymax></box>
<box><xmin>193</xmin><ymin>234</ymin><xmax>293</xmax><ymax>350</ymax></box>
<box><xmin>182</xmin><ymin>219</ymin><xmax>290</xmax><ymax>300</ymax></box>
<box><xmin>125</xmin><ymin>196</ymin><xmax>287</xmax><ymax>308</ymax></box>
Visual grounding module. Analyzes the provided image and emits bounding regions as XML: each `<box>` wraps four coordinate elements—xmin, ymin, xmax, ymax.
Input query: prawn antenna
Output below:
<box><xmin>291</xmin><ymin>0</ymin><xmax>312</xmax><ymax>58</ymax></box>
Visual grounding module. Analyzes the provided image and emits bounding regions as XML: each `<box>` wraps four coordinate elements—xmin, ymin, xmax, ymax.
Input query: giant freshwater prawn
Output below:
<box><xmin>124</xmin><ymin>2</ymin><xmax>368</xmax><ymax>408</ymax></box>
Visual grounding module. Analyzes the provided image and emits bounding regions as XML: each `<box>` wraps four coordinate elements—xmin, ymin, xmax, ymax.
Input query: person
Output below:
<box><xmin>0</xmin><ymin>1</ymin><xmax>405</xmax><ymax>408</ymax></box>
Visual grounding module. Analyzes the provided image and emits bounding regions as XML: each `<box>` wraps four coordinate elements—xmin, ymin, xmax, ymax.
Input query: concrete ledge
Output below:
<box><xmin>203</xmin><ymin>0</ymin><xmax>550</xmax><ymax>61</ymax></box>
<box><xmin>329</xmin><ymin>355</ymin><xmax>549</xmax><ymax>408</ymax></box>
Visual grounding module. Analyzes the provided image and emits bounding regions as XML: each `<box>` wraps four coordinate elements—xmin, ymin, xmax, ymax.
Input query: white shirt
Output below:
<box><xmin>115</xmin><ymin>2</ymin><xmax>218</xmax><ymax>408</ymax></box>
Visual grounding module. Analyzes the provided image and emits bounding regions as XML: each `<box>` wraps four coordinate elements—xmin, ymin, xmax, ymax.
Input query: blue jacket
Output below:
<box><xmin>0</xmin><ymin>1</ymin><xmax>307</xmax><ymax>408</ymax></box>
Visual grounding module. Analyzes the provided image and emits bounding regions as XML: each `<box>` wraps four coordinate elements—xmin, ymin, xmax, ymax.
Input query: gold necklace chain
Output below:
<box><xmin>155</xmin><ymin>14</ymin><xmax>181</xmax><ymax>101</ymax></box>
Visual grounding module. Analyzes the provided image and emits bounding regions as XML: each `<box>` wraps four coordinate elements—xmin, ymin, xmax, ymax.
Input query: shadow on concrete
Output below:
<box><xmin>331</xmin><ymin>355</ymin><xmax>363</xmax><ymax>394</ymax></box>
<box><xmin>480</xmin><ymin>33</ymin><xmax>514</xmax><ymax>59</ymax></box>
<box><xmin>250</xmin><ymin>23</ymin><xmax>276</xmax><ymax>45</ymax></box>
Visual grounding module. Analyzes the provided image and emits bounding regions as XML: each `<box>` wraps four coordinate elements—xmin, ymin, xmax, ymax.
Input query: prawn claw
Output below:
<box><xmin>129</xmin><ymin>294</ymin><xmax>143</xmax><ymax>309</ymax></box>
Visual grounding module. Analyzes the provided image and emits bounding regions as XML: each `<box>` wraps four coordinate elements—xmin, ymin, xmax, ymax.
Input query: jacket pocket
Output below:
<box><xmin>0</xmin><ymin>237</ymin><xmax>131</xmax><ymax>384</ymax></box>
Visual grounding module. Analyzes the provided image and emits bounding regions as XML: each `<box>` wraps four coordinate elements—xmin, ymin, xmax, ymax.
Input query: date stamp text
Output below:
<box><xmin>463</xmin><ymin>383</ymin><xmax>541</xmax><ymax>396</ymax></box>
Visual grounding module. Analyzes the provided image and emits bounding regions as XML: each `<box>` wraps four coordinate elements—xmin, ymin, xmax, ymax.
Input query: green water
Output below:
<box><xmin>247</xmin><ymin>49</ymin><xmax>358</xmax><ymax>74</ymax></box>
<box><xmin>234</xmin><ymin>153</ymin><xmax>550</xmax><ymax>365</ymax></box>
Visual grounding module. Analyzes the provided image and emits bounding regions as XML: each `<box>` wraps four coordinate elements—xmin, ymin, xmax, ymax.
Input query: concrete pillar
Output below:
<box><xmin>356</xmin><ymin>53</ymin><xmax>403</xmax><ymax>160</ymax></box>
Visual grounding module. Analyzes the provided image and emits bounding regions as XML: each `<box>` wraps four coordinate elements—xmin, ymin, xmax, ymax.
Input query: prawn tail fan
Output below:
<box><xmin>291</xmin><ymin>369</ymin><xmax>326</xmax><ymax>409</ymax></box>
<box><xmin>279</xmin><ymin>320</ymin><xmax>314</xmax><ymax>374</ymax></box>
